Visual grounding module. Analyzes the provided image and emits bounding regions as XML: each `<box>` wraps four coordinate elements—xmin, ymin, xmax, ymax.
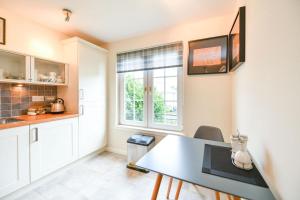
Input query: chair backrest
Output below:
<box><xmin>194</xmin><ymin>126</ymin><xmax>224</xmax><ymax>142</ymax></box>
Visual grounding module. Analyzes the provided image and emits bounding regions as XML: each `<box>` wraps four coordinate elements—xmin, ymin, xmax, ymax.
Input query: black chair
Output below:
<box><xmin>194</xmin><ymin>125</ymin><xmax>224</xmax><ymax>142</ymax></box>
<box><xmin>166</xmin><ymin>126</ymin><xmax>226</xmax><ymax>200</ymax></box>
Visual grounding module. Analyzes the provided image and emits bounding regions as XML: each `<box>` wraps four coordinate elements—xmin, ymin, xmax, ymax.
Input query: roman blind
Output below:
<box><xmin>117</xmin><ymin>42</ymin><xmax>183</xmax><ymax>73</ymax></box>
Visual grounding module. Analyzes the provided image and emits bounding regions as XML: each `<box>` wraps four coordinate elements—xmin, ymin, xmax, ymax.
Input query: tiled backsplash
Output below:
<box><xmin>0</xmin><ymin>83</ymin><xmax>57</xmax><ymax>117</ymax></box>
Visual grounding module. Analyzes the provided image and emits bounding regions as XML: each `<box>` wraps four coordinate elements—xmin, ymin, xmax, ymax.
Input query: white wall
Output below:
<box><xmin>0</xmin><ymin>8</ymin><xmax>68</xmax><ymax>62</ymax></box>
<box><xmin>232</xmin><ymin>1</ymin><xmax>300</xmax><ymax>199</ymax></box>
<box><xmin>107</xmin><ymin>15</ymin><xmax>234</xmax><ymax>154</ymax></box>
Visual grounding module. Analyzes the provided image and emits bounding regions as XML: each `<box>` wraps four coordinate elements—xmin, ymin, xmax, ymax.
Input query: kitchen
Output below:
<box><xmin>0</xmin><ymin>1</ymin><xmax>300</xmax><ymax>200</ymax></box>
<box><xmin>0</xmin><ymin>36</ymin><xmax>107</xmax><ymax>198</ymax></box>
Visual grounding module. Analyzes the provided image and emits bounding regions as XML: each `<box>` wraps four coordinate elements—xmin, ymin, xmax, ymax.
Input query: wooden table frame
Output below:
<box><xmin>151</xmin><ymin>173</ymin><xmax>241</xmax><ymax>200</ymax></box>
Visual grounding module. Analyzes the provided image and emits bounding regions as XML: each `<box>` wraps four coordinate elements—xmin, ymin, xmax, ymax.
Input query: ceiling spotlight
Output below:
<box><xmin>62</xmin><ymin>8</ymin><xmax>72</xmax><ymax>22</ymax></box>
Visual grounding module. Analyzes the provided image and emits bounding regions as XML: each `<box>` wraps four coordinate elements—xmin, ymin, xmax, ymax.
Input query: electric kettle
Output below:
<box><xmin>50</xmin><ymin>98</ymin><xmax>65</xmax><ymax>113</ymax></box>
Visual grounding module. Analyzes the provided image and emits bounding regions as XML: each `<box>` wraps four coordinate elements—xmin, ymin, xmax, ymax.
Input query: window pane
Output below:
<box><xmin>153</xmin><ymin>77</ymin><xmax>165</xmax><ymax>101</ymax></box>
<box><xmin>124</xmin><ymin>71</ymin><xmax>144</xmax><ymax>123</ymax></box>
<box><xmin>153</xmin><ymin>100</ymin><xmax>165</xmax><ymax>123</ymax></box>
<box><xmin>165</xmin><ymin>101</ymin><xmax>177</xmax><ymax>125</ymax></box>
<box><xmin>153</xmin><ymin>76</ymin><xmax>165</xmax><ymax>123</ymax></box>
<box><xmin>125</xmin><ymin>74</ymin><xmax>134</xmax><ymax>101</ymax></box>
<box><xmin>153</xmin><ymin>68</ymin><xmax>164</xmax><ymax>77</ymax></box>
<box><xmin>165</xmin><ymin>68</ymin><xmax>177</xmax><ymax>77</ymax></box>
<box><xmin>133</xmin><ymin>71</ymin><xmax>144</xmax><ymax>79</ymax></box>
<box><xmin>152</xmin><ymin>71</ymin><xmax>178</xmax><ymax>126</ymax></box>
<box><xmin>134</xmin><ymin>79</ymin><xmax>144</xmax><ymax>101</ymax></box>
<box><xmin>125</xmin><ymin>101</ymin><xmax>134</xmax><ymax>120</ymax></box>
<box><xmin>165</xmin><ymin>77</ymin><xmax>177</xmax><ymax>101</ymax></box>
<box><xmin>134</xmin><ymin>100</ymin><xmax>144</xmax><ymax>121</ymax></box>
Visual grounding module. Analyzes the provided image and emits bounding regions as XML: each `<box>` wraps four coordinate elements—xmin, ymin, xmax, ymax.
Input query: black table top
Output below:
<box><xmin>136</xmin><ymin>135</ymin><xmax>275</xmax><ymax>200</ymax></box>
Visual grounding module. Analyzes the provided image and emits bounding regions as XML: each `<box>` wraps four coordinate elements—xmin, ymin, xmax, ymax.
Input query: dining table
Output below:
<box><xmin>136</xmin><ymin>135</ymin><xmax>275</xmax><ymax>200</ymax></box>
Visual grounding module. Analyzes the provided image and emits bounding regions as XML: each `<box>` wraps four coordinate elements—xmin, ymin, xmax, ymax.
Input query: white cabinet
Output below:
<box><xmin>0</xmin><ymin>50</ymin><xmax>30</xmax><ymax>83</ymax></box>
<box><xmin>0</xmin><ymin>126</ymin><xmax>30</xmax><ymax>198</ymax></box>
<box><xmin>0</xmin><ymin>118</ymin><xmax>78</xmax><ymax>197</ymax></box>
<box><xmin>31</xmin><ymin>57</ymin><xmax>68</xmax><ymax>85</ymax></box>
<box><xmin>0</xmin><ymin>49</ymin><xmax>68</xmax><ymax>86</ymax></box>
<box><xmin>78</xmin><ymin>41</ymin><xmax>107</xmax><ymax>157</ymax></box>
<box><xmin>78</xmin><ymin>42</ymin><xmax>106</xmax><ymax>101</ymax></box>
<box><xmin>61</xmin><ymin>37</ymin><xmax>107</xmax><ymax>158</ymax></box>
<box><xmin>79</xmin><ymin>102</ymin><xmax>106</xmax><ymax>157</ymax></box>
<box><xmin>30</xmin><ymin>118</ymin><xmax>78</xmax><ymax>182</ymax></box>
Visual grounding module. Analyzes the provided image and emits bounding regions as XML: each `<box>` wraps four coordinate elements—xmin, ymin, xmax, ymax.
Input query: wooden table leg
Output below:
<box><xmin>166</xmin><ymin>177</ymin><xmax>173</xmax><ymax>199</ymax></box>
<box><xmin>175</xmin><ymin>180</ymin><xmax>183</xmax><ymax>200</ymax></box>
<box><xmin>225</xmin><ymin>193</ymin><xmax>240</xmax><ymax>200</ymax></box>
<box><xmin>226</xmin><ymin>194</ymin><xmax>232</xmax><ymax>200</ymax></box>
<box><xmin>151</xmin><ymin>173</ymin><xmax>163</xmax><ymax>200</ymax></box>
<box><xmin>215</xmin><ymin>191</ymin><xmax>221</xmax><ymax>200</ymax></box>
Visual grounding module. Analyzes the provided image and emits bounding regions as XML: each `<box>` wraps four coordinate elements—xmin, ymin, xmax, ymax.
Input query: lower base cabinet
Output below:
<box><xmin>0</xmin><ymin>116</ymin><xmax>105</xmax><ymax>198</ymax></box>
<box><xmin>30</xmin><ymin>118</ymin><xmax>79</xmax><ymax>182</ymax></box>
<box><xmin>0</xmin><ymin>126</ymin><xmax>30</xmax><ymax>198</ymax></box>
<box><xmin>79</xmin><ymin>101</ymin><xmax>106</xmax><ymax>158</ymax></box>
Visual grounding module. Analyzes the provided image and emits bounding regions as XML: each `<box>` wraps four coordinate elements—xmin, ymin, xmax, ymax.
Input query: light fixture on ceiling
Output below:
<box><xmin>62</xmin><ymin>8</ymin><xmax>72</xmax><ymax>22</ymax></box>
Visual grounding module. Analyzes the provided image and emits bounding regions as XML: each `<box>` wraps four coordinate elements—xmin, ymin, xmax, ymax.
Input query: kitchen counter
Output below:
<box><xmin>0</xmin><ymin>113</ymin><xmax>79</xmax><ymax>130</ymax></box>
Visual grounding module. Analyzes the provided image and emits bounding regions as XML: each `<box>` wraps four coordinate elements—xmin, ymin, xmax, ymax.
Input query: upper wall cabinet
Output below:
<box><xmin>31</xmin><ymin>57</ymin><xmax>68</xmax><ymax>85</ymax></box>
<box><xmin>0</xmin><ymin>49</ymin><xmax>68</xmax><ymax>86</ymax></box>
<box><xmin>0</xmin><ymin>50</ymin><xmax>31</xmax><ymax>83</ymax></box>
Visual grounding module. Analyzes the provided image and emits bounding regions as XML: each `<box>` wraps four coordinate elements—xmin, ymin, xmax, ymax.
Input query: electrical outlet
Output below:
<box><xmin>32</xmin><ymin>96</ymin><xmax>45</xmax><ymax>102</ymax></box>
<box><xmin>45</xmin><ymin>96</ymin><xmax>56</xmax><ymax>101</ymax></box>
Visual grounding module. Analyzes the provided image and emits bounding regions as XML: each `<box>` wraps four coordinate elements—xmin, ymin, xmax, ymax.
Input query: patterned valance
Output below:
<box><xmin>117</xmin><ymin>42</ymin><xmax>183</xmax><ymax>73</ymax></box>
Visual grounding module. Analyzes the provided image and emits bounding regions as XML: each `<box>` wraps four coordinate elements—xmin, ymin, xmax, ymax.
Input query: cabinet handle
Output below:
<box><xmin>36</xmin><ymin>128</ymin><xmax>39</xmax><ymax>142</ymax></box>
<box><xmin>80</xmin><ymin>89</ymin><xmax>84</xmax><ymax>100</ymax></box>
<box><xmin>31</xmin><ymin>128</ymin><xmax>38</xmax><ymax>143</ymax></box>
<box><xmin>80</xmin><ymin>105</ymin><xmax>84</xmax><ymax>116</ymax></box>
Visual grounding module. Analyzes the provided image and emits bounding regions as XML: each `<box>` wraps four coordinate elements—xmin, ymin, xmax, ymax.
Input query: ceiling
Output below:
<box><xmin>0</xmin><ymin>0</ymin><xmax>235</xmax><ymax>43</ymax></box>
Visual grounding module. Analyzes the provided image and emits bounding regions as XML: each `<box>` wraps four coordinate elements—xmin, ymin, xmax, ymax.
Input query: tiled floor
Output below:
<box><xmin>13</xmin><ymin>152</ymin><xmax>218</xmax><ymax>200</ymax></box>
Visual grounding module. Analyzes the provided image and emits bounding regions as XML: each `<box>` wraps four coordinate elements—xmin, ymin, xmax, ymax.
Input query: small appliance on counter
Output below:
<box><xmin>231</xmin><ymin>130</ymin><xmax>253</xmax><ymax>170</ymax></box>
<box><xmin>27</xmin><ymin>106</ymin><xmax>46</xmax><ymax>116</ymax></box>
<box><xmin>50</xmin><ymin>98</ymin><xmax>65</xmax><ymax>113</ymax></box>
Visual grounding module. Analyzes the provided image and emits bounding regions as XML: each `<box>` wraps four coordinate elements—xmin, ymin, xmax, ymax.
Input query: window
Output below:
<box><xmin>120</xmin><ymin>71</ymin><xmax>146</xmax><ymax>126</ymax></box>
<box><xmin>117</xmin><ymin>43</ymin><xmax>183</xmax><ymax>131</ymax></box>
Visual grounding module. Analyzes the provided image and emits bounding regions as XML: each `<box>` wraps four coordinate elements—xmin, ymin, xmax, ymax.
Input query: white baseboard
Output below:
<box><xmin>105</xmin><ymin>146</ymin><xmax>127</xmax><ymax>156</ymax></box>
<box><xmin>3</xmin><ymin>147</ymin><xmax>106</xmax><ymax>200</ymax></box>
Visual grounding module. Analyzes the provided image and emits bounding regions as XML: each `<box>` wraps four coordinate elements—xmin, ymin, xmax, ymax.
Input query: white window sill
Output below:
<box><xmin>115</xmin><ymin>124</ymin><xmax>184</xmax><ymax>136</ymax></box>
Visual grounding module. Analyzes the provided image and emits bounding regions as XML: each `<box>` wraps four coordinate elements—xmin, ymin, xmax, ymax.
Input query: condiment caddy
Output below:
<box><xmin>231</xmin><ymin>130</ymin><xmax>253</xmax><ymax>170</ymax></box>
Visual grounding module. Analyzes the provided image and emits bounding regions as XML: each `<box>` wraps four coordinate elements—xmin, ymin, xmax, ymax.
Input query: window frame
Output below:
<box><xmin>118</xmin><ymin>71</ymin><xmax>148</xmax><ymax>128</ymax></box>
<box><xmin>118</xmin><ymin>68</ymin><xmax>183</xmax><ymax>131</ymax></box>
<box><xmin>147</xmin><ymin>67</ymin><xmax>183</xmax><ymax>131</ymax></box>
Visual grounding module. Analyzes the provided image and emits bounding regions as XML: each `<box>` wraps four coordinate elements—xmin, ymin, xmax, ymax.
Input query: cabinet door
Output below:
<box><xmin>0</xmin><ymin>126</ymin><xmax>30</xmax><ymax>198</ymax></box>
<box><xmin>77</xmin><ymin>42</ymin><xmax>107</xmax><ymax>158</ymax></box>
<box><xmin>30</xmin><ymin>118</ymin><xmax>78</xmax><ymax>182</ymax></box>
<box><xmin>0</xmin><ymin>50</ymin><xmax>31</xmax><ymax>83</ymax></box>
<box><xmin>31</xmin><ymin>57</ymin><xmax>68</xmax><ymax>85</ymax></box>
<box><xmin>78</xmin><ymin>43</ymin><xmax>107</xmax><ymax>101</ymax></box>
<box><xmin>79</xmin><ymin>102</ymin><xmax>106</xmax><ymax>158</ymax></box>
